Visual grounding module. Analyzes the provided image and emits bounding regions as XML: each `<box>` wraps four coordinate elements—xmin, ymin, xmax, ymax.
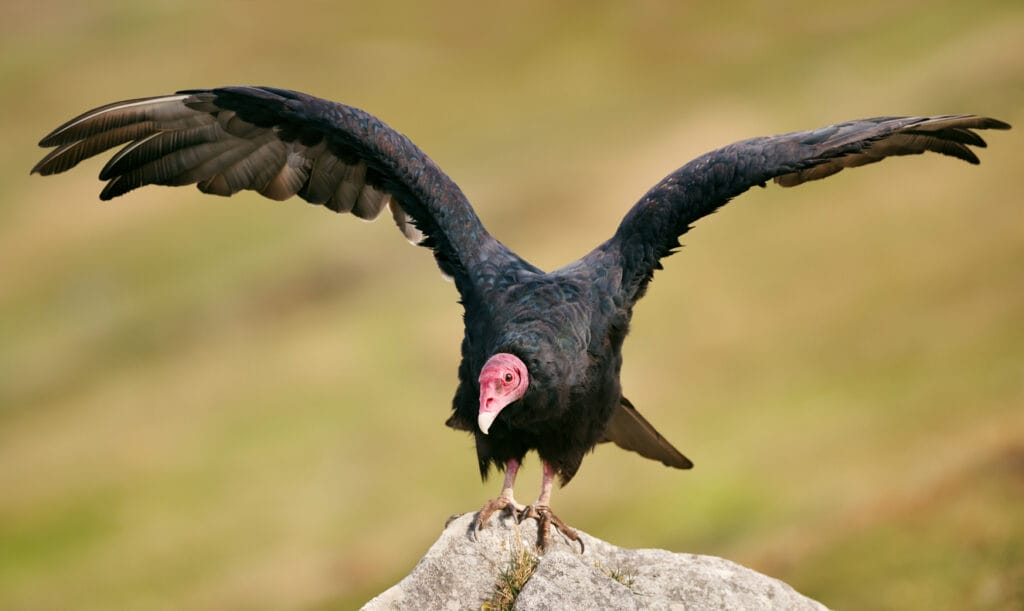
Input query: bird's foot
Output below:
<box><xmin>473</xmin><ymin>496</ymin><xmax>528</xmax><ymax>536</ymax></box>
<box><xmin>520</xmin><ymin>504</ymin><xmax>584</xmax><ymax>554</ymax></box>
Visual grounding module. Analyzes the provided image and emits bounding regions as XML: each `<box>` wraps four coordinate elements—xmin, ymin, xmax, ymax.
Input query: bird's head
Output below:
<box><xmin>477</xmin><ymin>352</ymin><xmax>529</xmax><ymax>435</ymax></box>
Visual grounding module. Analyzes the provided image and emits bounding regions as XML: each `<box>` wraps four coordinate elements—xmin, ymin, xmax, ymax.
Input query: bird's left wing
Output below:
<box><xmin>586</xmin><ymin>115</ymin><xmax>1010</xmax><ymax>305</ymax></box>
<box><xmin>32</xmin><ymin>86</ymin><xmax>511</xmax><ymax>293</ymax></box>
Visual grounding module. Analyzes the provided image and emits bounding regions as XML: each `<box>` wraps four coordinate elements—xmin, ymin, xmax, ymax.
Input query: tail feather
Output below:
<box><xmin>601</xmin><ymin>397</ymin><xmax>693</xmax><ymax>469</ymax></box>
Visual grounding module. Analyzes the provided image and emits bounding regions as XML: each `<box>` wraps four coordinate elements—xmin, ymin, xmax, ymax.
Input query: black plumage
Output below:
<box><xmin>32</xmin><ymin>86</ymin><xmax>1009</xmax><ymax>548</ymax></box>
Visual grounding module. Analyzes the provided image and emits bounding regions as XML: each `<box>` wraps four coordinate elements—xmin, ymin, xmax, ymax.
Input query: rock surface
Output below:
<box><xmin>362</xmin><ymin>511</ymin><xmax>827</xmax><ymax>610</ymax></box>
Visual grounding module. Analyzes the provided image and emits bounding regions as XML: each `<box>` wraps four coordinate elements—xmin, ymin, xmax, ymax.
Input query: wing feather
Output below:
<box><xmin>328</xmin><ymin>161</ymin><xmax>367</xmax><ymax>214</ymax></box>
<box><xmin>594</xmin><ymin>114</ymin><xmax>1009</xmax><ymax>303</ymax></box>
<box><xmin>33</xmin><ymin>86</ymin><xmax>520</xmax><ymax>294</ymax></box>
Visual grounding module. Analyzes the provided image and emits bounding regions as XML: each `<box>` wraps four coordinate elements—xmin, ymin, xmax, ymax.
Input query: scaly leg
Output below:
<box><xmin>474</xmin><ymin>459</ymin><xmax>528</xmax><ymax>533</ymax></box>
<box><xmin>521</xmin><ymin>461</ymin><xmax>583</xmax><ymax>553</ymax></box>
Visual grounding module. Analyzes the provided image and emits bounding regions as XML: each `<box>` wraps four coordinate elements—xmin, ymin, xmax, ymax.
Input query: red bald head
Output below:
<box><xmin>477</xmin><ymin>353</ymin><xmax>528</xmax><ymax>435</ymax></box>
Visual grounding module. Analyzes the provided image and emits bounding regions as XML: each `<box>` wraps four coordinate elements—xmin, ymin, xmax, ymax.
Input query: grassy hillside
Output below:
<box><xmin>2</xmin><ymin>1</ymin><xmax>1022</xmax><ymax>609</ymax></box>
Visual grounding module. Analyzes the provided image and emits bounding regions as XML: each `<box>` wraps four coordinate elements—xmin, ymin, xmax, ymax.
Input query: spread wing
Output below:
<box><xmin>32</xmin><ymin>86</ymin><xmax>521</xmax><ymax>294</ymax></box>
<box><xmin>587</xmin><ymin>115</ymin><xmax>1010</xmax><ymax>304</ymax></box>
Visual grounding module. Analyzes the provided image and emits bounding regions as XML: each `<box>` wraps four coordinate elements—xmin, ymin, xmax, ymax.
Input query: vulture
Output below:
<box><xmin>32</xmin><ymin>86</ymin><xmax>1009</xmax><ymax>550</ymax></box>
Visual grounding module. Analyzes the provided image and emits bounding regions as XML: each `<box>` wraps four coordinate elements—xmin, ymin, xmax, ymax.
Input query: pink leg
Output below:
<box><xmin>500</xmin><ymin>458</ymin><xmax>522</xmax><ymax>503</ymax></box>
<box><xmin>475</xmin><ymin>459</ymin><xmax>527</xmax><ymax>532</ymax></box>
<box><xmin>536</xmin><ymin>460</ymin><xmax>555</xmax><ymax>506</ymax></box>
<box><xmin>523</xmin><ymin>461</ymin><xmax>582</xmax><ymax>553</ymax></box>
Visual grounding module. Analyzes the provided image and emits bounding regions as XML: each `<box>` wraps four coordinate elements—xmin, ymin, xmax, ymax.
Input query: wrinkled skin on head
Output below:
<box><xmin>477</xmin><ymin>353</ymin><xmax>529</xmax><ymax>435</ymax></box>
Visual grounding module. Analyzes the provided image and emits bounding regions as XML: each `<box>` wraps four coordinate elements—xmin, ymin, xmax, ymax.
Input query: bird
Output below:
<box><xmin>32</xmin><ymin>86</ymin><xmax>1009</xmax><ymax>550</ymax></box>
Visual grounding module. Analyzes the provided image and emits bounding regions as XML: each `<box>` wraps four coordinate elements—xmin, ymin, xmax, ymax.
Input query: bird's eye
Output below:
<box><xmin>504</xmin><ymin>372</ymin><xmax>514</xmax><ymax>383</ymax></box>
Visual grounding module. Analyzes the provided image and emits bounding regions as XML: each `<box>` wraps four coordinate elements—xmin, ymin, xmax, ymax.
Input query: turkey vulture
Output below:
<box><xmin>32</xmin><ymin>86</ymin><xmax>1009</xmax><ymax>550</ymax></box>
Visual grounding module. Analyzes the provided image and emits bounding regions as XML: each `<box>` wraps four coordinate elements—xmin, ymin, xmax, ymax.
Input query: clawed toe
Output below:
<box><xmin>473</xmin><ymin>496</ymin><xmax>527</xmax><ymax>535</ymax></box>
<box><xmin>471</xmin><ymin>499</ymin><xmax>582</xmax><ymax>553</ymax></box>
<box><xmin>522</xmin><ymin>504</ymin><xmax>584</xmax><ymax>553</ymax></box>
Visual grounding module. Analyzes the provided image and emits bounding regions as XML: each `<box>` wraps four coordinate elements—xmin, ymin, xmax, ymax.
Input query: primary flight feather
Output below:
<box><xmin>32</xmin><ymin>86</ymin><xmax>1009</xmax><ymax>549</ymax></box>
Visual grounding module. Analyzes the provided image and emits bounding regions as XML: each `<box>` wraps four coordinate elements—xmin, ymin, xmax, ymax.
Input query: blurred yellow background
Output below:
<box><xmin>3</xmin><ymin>1</ymin><xmax>1022</xmax><ymax>609</ymax></box>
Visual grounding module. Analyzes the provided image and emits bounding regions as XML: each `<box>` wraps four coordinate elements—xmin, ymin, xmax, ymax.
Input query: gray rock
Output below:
<box><xmin>362</xmin><ymin>512</ymin><xmax>827</xmax><ymax>611</ymax></box>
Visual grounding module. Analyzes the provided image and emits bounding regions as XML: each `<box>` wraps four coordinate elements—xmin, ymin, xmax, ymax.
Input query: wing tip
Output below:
<box><xmin>981</xmin><ymin>117</ymin><xmax>1012</xmax><ymax>131</ymax></box>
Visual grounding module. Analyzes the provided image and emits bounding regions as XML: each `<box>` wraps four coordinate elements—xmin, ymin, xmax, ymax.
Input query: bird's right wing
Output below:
<box><xmin>32</xmin><ymin>86</ymin><xmax>522</xmax><ymax>295</ymax></box>
<box><xmin>587</xmin><ymin>115</ymin><xmax>1009</xmax><ymax>305</ymax></box>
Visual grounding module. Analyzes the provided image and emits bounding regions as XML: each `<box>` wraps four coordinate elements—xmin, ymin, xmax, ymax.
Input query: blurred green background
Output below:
<box><xmin>3</xmin><ymin>1</ymin><xmax>1022</xmax><ymax>609</ymax></box>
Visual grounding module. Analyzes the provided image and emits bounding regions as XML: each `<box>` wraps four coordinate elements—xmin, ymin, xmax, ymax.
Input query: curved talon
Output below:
<box><xmin>474</xmin><ymin>496</ymin><xmax>526</xmax><ymax>535</ymax></box>
<box><xmin>523</xmin><ymin>504</ymin><xmax>583</xmax><ymax>553</ymax></box>
<box><xmin>473</xmin><ymin>496</ymin><xmax>582</xmax><ymax>553</ymax></box>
